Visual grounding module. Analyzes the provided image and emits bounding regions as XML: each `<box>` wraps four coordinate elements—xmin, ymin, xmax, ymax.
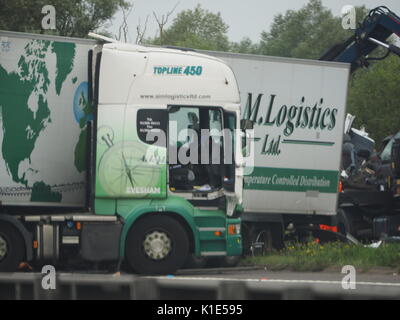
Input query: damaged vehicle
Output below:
<box><xmin>339</xmin><ymin>115</ymin><xmax>400</xmax><ymax>242</ymax></box>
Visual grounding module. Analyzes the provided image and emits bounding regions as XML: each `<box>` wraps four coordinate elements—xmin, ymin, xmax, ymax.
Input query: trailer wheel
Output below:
<box><xmin>253</xmin><ymin>227</ymin><xmax>273</xmax><ymax>255</ymax></box>
<box><xmin>125</xmin><ymin>215</ymin><xmax>189</xmax><ymax>275</ymax></box>
<box><xmin>243</xmin><ymin>224</ymin><xmax>273</xmax><ymax>256</ymax></box>
<box><xmin>0</xmin><ymin>223</ymin><xmax>25</xmax><ymax>272</ymax></box>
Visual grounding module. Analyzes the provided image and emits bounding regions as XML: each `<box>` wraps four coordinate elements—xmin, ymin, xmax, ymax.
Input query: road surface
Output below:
<box><xmin>1</xmin><ymin>267</ymin><xmax>399</xmax><ymax>299</ymax></box>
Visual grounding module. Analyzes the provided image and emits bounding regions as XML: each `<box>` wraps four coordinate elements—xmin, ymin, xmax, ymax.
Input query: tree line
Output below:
<box><xmin>1</xmin><ymin>0</ymin><xmax>399</xmax><ymax>147</ymax></box>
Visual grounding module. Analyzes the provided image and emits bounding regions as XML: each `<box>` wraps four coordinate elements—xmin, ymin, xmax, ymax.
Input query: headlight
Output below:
<box><xmin>228</xmin><ymin>224</ymin><xmax>241</xmax><ymax>235</ymax></box>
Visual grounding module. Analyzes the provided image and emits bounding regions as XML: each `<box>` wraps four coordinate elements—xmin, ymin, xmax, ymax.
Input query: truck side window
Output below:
<box><xmin>168</xmin><ymin>107</ymin><xmax>225</xmax><ymax>192</ymax></box>
<box><xmin>381</xmin><ymin>132</ymin><xmax>400</xmax><ymax>162</ymax></box>
<box><xmin>209</xmin><ymin>109</ymin><xmax>223</xmax><ymax>165</ymax></box>
<box><xmin>169</xmin><ymin>107</ymin><xmax>200</xmax><ymax>151</ymax></box>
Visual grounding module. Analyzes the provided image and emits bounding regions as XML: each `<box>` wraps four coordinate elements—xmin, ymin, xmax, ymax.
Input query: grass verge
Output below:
<box><xmin>240</xmin><ymin>241</ymin><xmax>400</xmax><ymax>272</ymax></box>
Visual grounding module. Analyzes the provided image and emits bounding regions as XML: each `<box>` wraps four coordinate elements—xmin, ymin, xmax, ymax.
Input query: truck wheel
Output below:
<box><xmin>220</xmin><ymin>256</ymin><xmax>241</xmax><ymax>267</ymax></box>
<box><xmin>125</xmin><ymin>215</ymin><xmax>189</xmax><ymax>275</ymax></box>
<box><xmin>0</xmin><ymin>224</ymin><xmax>25</xmax><ymax>272</ymax></box>
<box><xmin>250</xmin><ymin>226</ymin><xmax>273</xmax><ymax>255</ymax></box>
<box><xmin>206</xmin><ymin>255</ymin><xmax>241</xmax><ymax>268</ymax></box>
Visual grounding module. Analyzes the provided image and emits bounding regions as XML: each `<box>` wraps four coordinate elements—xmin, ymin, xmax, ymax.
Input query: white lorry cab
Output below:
<box><xmin>96</xmin><ymin>41</ymin><xmax>244</xmax><ymax>211</ymax></box>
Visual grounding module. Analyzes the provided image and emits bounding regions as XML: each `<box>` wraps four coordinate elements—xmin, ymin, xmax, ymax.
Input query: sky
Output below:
<box><xmin>107</xmin><ymin>0</ymin><xmax>400</xmax><ymax>43</ymax></box>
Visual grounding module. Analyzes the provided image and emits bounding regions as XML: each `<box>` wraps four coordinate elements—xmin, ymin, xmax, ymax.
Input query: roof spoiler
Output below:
<box><xmin>88</xmin><ymin>32</ymin><xmax>118</xmax><ymax>43</ymax></box>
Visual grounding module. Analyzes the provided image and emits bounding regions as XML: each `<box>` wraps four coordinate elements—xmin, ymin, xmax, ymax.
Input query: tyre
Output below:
<box><xmin>125</xmin><ymin>215</ymin><xmax>189</xmax><ymax>275</ymax></box>
<box><xmin>244</xmin><ymin>225</ymin><xmax>273</xmax><ymax>256</ymax></box>
<box><xmin>253</xmin><ymin>226</ymin><xmax>273</xmax><ymax>255</ymax></box>
<box><xmin>206</xmin><ymin>255</ymin><xmax>241</xmax><ymax>268</ymax></box>
<box><xmin>242</xmin><ymin>223</ymin><xmax>284</xmax><ymax>256</ymax></box>
<box><xmin>0</xmin><ymin>223</ymin><xmax>25</xmax><ymax>272</ymax></box>
<box><xmin>220</xmin><ymin>255</ymin><xmax>241</xmax><ymax>267</ymax></box>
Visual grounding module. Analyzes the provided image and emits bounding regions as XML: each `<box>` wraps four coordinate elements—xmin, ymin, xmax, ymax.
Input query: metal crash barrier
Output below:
<box><xmin>0</xmin><ymin>273</ymin><xmax>399</xmax><ymax>300</ymax></box>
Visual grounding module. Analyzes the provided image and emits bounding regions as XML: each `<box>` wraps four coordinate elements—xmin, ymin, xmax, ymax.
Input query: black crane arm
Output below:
<box><xmin>320</xmin><ymin>6</ymin><xmax>400</xmax><ymax>72</ymax></box>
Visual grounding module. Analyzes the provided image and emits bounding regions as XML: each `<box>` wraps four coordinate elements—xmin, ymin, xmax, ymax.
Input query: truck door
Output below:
<box><xmin>168</xmin><ymin>106</ymin><xmax>224</xmax><ymax>192</ymax></box>
<box><xmin>167</xmin><ymin>105</ymin><xmax>242</xmax><ymax>213</ymax></box>
<box><xmin>223</xmin><ymin>111</ymin><xmax>243</xmax><ymax>215</ymax></box>
<box><xmin>95</xmin><ymin>107</ymin><xmax>168</xmax><ymax>199</ymax></box>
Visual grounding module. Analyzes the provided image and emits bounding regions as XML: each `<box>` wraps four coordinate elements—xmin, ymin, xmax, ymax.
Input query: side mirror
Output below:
<box><xmin>240</xmin><ymin>119</ymin><xmax>254</xmax><ymax>130</ymax></box>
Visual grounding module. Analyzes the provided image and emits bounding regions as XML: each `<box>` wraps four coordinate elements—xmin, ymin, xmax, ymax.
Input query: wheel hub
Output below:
<box><xmin>143</xmin><ymin>231</ymin><xmax>172</xmax><ymax>260</ymax></box>
<box><xmin>0</xmin><ymin>234</ymin><xmax>8</xmax><ymax>262</ymax></box>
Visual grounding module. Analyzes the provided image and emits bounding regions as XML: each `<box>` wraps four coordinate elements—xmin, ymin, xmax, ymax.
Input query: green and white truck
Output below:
<box><xmin>0</xmin><ymin>31</ymin><xmax>243</xmax><ymax>274</ymax></box>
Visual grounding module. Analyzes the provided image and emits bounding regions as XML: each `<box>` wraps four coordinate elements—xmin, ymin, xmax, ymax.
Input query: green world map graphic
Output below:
<box><xmin>0</xmin><ymin>39</ymin><xmax>89</xmax><ymax>202</ymax></box>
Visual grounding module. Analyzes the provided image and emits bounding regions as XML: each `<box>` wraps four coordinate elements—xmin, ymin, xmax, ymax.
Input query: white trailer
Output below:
<box><xmin>0</xmin><ymin>31</ymin><xmax>96</xmax><ymax>207</ymax></box>
<box><xmin>205</xmin><ymin>51</ymin><xmax>350</xmax><ymax>250</ymax></box>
